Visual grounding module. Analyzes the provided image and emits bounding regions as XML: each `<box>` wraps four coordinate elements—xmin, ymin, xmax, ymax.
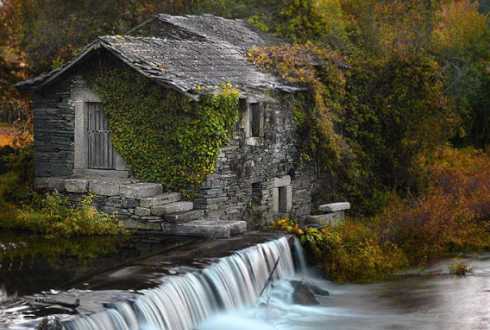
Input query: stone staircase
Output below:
<box><xmin>35</xmin><ymin>177</ymin><xmax>247</xmax><ymax>239</ymax></box>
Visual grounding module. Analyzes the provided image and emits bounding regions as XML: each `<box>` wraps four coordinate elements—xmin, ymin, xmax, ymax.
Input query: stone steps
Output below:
<box><xmin>165</xmin><ymin>209</ymin><xmax>204</xmax><ymax>223</ymax></box>
<box><xmin>140</xmin><ymin>192</ymin><xmax>182</xmax><ymax>208</ymax></box>
<box><xmin>151</xmin><ymin>201</ymin><xmax>194</xmax><ymax>216</ymax></box>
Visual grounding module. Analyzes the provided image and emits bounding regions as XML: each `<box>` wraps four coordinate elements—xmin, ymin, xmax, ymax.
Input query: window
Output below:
<box><xmin>249</xmin><ymin>103</ymin><xmax>262</xmax><ymax>138</ymax></box>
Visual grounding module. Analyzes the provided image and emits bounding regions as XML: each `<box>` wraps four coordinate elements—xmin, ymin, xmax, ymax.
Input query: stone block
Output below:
<box><xmin>163</xmin><ymin>220</ymin><xmax>230</xmax><ymax>238</ymax></box>
<box><xmin>135</xmin><ymin>207</ymin><xmax>151</xmax><ymax>217</ymax></box>
<box><xmin>34</xmin><ymin>177</ymin><xmax>66</xmax><ymax>192</ymax></box>
<box><xmin>151</xmin><ymin>201</ymin><xmax>194</xmax><ymax>216</ymax></box>
<box><xmin>273</xmin><ymin>175</ymin><xmax>291</xmax><ymax>188</ymax></box>
<box><xmin>318</xmin><ymin>202</ymin><xmax>350</xmax><ymax>213</ymax></box>
<box><xmin>230</xmin><ymin>221</ymin><xmax>247</xmax><ymax>235</ymax></box>
<box><xmin>139</xmin><ymin>192</ymin><xmax>181</xmax><ymax>208</ymax></box>
<box><xmin>120</xmin><ymin>183</ymin><xmax>162</xmax><ymax>199</ymax></box>
<box><xmin>120</xmin><ymin>218</ymin><xmax>162</xmax><ymax>231</ymax></box>
<box><xmin>306</xmin><ymin>212</ymin><xmax>344</xmax><ymax>227</ymax></box>
<box><xmin>122</xmin><ymin>197</ymin><xmax>138</xmax><ymax>209</ymax></box>
<box><xmin>165</xmin><ymin>210</ymin><xmax>204</xmax><ymax>223</ymax></box>
<box><xmin>106</xmin><ymin>196</ymin><xmax>122</xmax><ymax>207</ymax></box>
<box><xmin>64</xmin><ymin>179</ymin><xmax>88</xmax><ymax>193</ymax></box>
<box><xmin>89</xmin><ymin>180</ymin><xmax>121</xmax><ymax>196</ymax></box>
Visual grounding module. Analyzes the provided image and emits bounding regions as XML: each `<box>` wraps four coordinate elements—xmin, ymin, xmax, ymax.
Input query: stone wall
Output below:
<box><xmin>32</xmin><ymin>79</ymin><xmax>75</xmax><ymax>177</ymax></box>
<box><xmin>32</xmin><ymin>71</ymin><xmax>314</xmax><ymax>228</ymax></box>
<box><xmin>195</xmin><ymin>93</ymin><xmax>314</xmax><ymax>227</ymax></box>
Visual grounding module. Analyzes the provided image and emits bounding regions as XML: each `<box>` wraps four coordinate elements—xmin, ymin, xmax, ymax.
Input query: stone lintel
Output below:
<box><xmin>318</xmin><ymin>202</ymin><xmax>351</xmax><ymax>213</ymax></box>
<box><xmin>273</xmin><ymin>175</ymin><xmax>291</xmax><ymax>188</ymax></box>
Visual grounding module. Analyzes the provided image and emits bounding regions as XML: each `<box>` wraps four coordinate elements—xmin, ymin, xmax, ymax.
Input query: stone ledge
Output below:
<box><xmin>89</xmin><ymin>180</ymin><xmax>121</xmax><ymax>196</ymax></box>
<box><xmin>162</xmin><ymin>220</ymin><xmax>247</xmax><ymax>238</ymax></box>
<box><xmin>151</xmin><ymin>201</ymin><xmax>194</xmax><ymax>216</ymax></box>
<box><xmin>139</xmin><ymin>192</ymin><xmax>181</xmax><ymax>208</ymax></box>
<box><xmin>64</xmin><ymin>179</ymin><xmax>89</xmax><ymax>193</ymax></box>
<box><xmin>306</xmin><ymin>212</ymin><xmax>344</xmax><ymax>226</ymax></box>
<box><xmin>318</xmin><ymin>202</ymin><xmax>350</xmax><ymax>213</ymax></box>
<box><xmin>120</xmin><ymin>183</ymin><xmax>163</xmax><ymax>199</ymax></box>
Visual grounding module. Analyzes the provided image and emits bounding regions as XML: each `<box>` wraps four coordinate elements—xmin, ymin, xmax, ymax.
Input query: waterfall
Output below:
<box><xmin>64</xmin><ymin>236</ymin><xmax>301</xmax><ymax>330</ymax></box>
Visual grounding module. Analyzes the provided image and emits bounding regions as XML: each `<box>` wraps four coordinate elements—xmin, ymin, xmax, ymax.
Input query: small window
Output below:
<box><xmin>249</xmin><ymin>103</ymin><xmax>262</xmax><ymax>138</ymax></box>
<box><xmin>278</xmin><ymin>186</ymin><xmax>288</xmax><ymax>213</ymax></box>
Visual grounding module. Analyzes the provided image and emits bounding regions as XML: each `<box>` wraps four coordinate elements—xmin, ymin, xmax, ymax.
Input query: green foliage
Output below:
<box><xmin>273</xmin><ymin>218</ymin><xmax>408</xmax><ymax>282</ymax></box>
<box><xmin>0</xmin><ymin>193</ymin><xmax>126</xmax><ymax>237</ymax></box>
<box><xmin>88</xmin><ymin>68</ymin><xmax>239</xmax><ymax>192</ymax></box>
<box><xmin>0</xmin><ymin>145</ymin><xmax>34</xmax><ymax>206</ymax></box>
<box><xmin>0</xmin><ymin>231</ymin><xmax>126</xmax><ymax>264</ymax></box>
<box><xmin>340</xmin><ymin>53</ymin><xmax>458</xmax><ymax>214</ymax></box>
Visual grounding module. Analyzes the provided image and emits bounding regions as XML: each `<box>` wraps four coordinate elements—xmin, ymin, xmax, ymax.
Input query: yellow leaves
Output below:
<box><xmin>432</xmin><ymin>0</ymin><xmax>488</xmax><ymax>55</ymax></box>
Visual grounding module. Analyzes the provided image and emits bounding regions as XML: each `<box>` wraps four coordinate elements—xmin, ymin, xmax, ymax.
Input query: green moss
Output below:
<box><xmin>87</xmin><ymin>68</ymin><xmax>239</xmax><ymax>193</ymax></box>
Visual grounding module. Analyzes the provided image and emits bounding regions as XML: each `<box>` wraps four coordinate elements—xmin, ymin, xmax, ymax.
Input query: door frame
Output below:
<box><xmin>73</xmin><ymin>79</ymin><xmax>129</xmax><ymax>177</ymax></box>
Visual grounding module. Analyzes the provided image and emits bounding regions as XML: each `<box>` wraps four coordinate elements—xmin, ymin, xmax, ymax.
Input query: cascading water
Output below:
<box><xmin>64</xmin><ymin>237</ymin><xmax>300</xmax><ymax>330</ymax></box>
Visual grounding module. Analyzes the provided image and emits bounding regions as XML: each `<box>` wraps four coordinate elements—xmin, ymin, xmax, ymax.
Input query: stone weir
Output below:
<box><xmin>35</xmin><ymin>176</ymin><xmax>247</xmax><ymax>238</ymax></box>
<box><xmin>13</xmin><ymin>233</ymin><xmax>301</xmax><ymax>330</ymax></box>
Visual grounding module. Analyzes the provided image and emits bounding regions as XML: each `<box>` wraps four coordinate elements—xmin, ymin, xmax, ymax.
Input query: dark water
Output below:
<box><xmin>0</xmin><ymin>231</ymin><xmax>198</xmax><ymax>297</ymax></box>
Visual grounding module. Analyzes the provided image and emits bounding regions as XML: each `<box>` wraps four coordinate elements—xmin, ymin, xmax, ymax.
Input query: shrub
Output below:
<box><xmin>0</xmin><ymin>145</ymin><xmax>34</xmax><ymax>206</ymax></box>
<box><xmin>382</xmin><ymin>147</ymin><xmax>490</xmax><ymax>264</ymax></box>
<box><xmin>273</xmin><ymin>218</ymin><xmax>408</xmax><ymax>282</ymax></box>
<box><xmin>0</xmin><ymin>193</ymin><xmax>126</xmax><ymax>237</ymax></box>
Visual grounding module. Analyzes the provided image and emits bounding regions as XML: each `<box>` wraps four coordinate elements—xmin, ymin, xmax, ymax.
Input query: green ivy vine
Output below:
<box><xmin>86</xmin><ymin>68</ymin><xmax>239</xmax><ymax>193</ymax></box>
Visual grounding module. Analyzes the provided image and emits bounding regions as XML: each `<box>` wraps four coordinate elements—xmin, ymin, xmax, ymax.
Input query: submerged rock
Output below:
<box><xmin>291</xmin><ymin>281</ymin><xmax>320</xmax><ymax>305</ymax></box>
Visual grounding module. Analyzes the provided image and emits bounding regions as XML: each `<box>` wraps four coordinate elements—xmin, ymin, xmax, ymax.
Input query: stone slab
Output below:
<box><xmin>135</xmin><ymin>207</ymin><xmax>151</xmax><ymax>217</ymax></box>
<box><xmin>306</xmin><ymin>212</ymin><xmax>345</xmax><ymax>226</ymax></box>
<box><xmin>89</xmin><ymin>180</ymin><xmax>121</xmax><ymax>196</ymax></box>
<box><xmin>165</xmin><ymin>209</ymin><xmax>205</xmax><ymax>223</ymax></box>
<box><xmin>139</xmin><ymin>192</ymin><xmax>181</xmax><ymax>208</ymax></box>
<box><xmin>64</xmin><ymin>179</ymin><xmax>89</xmax><ymax>193</ymax></box>
<box><xmin>120</xmin><ymin>183</ymin><xmax>163</xmax><ymax>199</ymax></box>
<box><xmin>34</xmin><ymin>177</ymin><xmax>66</xmax><ymax>192</ymax></box>
<box><xmin>151</xmin><ymin>201</ymin><xmax>194</xmax><ymax>216</ymax></box>
<box><xmin>318</xmin><ymin>202</ymin><xmax>351</xmax><ymax>213</ymax></box>
<box><xmin>273</xmin><ymin>175</ymin><xmax>291</xmax><ymax>188</ymax></box>
<box><xmin>119</xmin><ymin>218</ymin><xmax>162</xmax><ymax>231</ymax></box>
<box><xmin>162</xmin><ymin>220</ymin><xmax>247</xmax><ymax>238</ymax></box>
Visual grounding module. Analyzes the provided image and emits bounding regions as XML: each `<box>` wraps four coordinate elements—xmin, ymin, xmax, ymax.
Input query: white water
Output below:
<box><xmin>64</xmin><ymin>237</ymin><xmax>298</xmax><ymax>330</ymax></box>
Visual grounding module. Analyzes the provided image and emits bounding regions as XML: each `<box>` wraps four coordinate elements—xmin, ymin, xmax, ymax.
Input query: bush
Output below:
<box><xmin>382</xmin><ymin>147</ymin><xmax>490</xmax><ymax>264</ymax></box>
<box><xmin>273</xmin><ymin>218</ymin><xmax>408</xmax><ymax>282</ymax></box>
<box><xmin>0</xmin><ymin>193</ymin><xmax>126</xmax><ymax>237</ymax></box>
<box><xmin>0</xmin><ymin>145</ymin><xmax>34</xmax><ymax>206</ymax></box>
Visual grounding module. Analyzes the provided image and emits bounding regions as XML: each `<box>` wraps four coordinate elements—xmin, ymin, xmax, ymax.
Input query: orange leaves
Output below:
<box><xmin>383</xmin><ymin>147</ymin><xmax>490</xmax><ymax>263</ymax></box>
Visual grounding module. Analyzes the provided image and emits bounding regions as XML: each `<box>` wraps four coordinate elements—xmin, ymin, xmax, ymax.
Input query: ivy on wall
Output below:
<box><xmin>87</xmin><ymin>68</ymin><xmax>239</xmax><ymax>193</ymax></box>
<box><xmin>248</xmin><ymin>43</ymin><xmax>346</xmax><ymax>173</ymax></box>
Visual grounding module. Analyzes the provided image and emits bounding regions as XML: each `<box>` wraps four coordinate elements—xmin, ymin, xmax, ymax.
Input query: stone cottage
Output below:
<box><xmin>16</xmin><ymin>14</ymin><xmax>327</xmax><ymax>238</ymax></box>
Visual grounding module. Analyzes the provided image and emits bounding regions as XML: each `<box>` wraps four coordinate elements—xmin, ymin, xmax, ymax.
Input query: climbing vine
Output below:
<box><xmin>248</xmin><ymin>43</ymin><xmax>346</xmax><ymax>172</ymax></box>
<box><xmin>87</xmin><ymin>68</ymin><xmax>239</xmax><ymax>193</ymax></box>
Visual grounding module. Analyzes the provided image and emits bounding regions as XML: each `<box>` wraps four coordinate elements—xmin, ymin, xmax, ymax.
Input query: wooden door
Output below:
<box><xmin>87</xmin><ymin>103</ymin><xmax>114</xmax><ymax>169</ymax></box>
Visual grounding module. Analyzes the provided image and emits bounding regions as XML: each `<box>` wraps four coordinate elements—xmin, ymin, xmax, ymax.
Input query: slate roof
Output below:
<box><xmin>16</xmin><ymin>14</ymin><xmax>298</xmax><ymax>96</ymax></box>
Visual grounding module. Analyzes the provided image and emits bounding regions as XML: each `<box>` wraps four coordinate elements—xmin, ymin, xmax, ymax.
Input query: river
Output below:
<box><xmin>0</xmin><ymin>232</ymin><xmax>489</xmax><ymax>330</ymax></box>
